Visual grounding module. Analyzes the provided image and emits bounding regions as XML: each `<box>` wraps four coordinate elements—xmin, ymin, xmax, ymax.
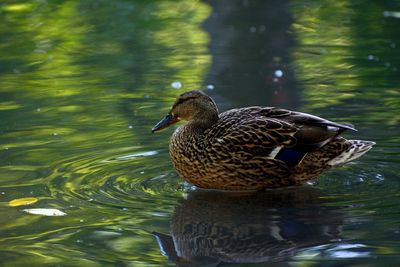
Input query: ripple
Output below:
<box><xmin>295</xmin><ymin>243</ymin><xmax>372</xmax><ymax>260</ymax></box>
<box><xmin>110</xmin><ymin>150</ymin><xmax>158</xmax><ymax>161</ymax></box>
<box><xmin>43</xmin><ymin>147</ymin><xmax>180</xmax><ymax>211</ymax></box>
<box><xmin>98</xmin><ymin>150</ymin><xmax>160</xmax><ymax>163</ymax></box>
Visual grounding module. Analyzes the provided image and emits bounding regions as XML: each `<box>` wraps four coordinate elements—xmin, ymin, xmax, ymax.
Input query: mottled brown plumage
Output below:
<box><xmin>152</xmin><ymin>90</ymin><xmax>375</xmax><ymax>190</ymax></box>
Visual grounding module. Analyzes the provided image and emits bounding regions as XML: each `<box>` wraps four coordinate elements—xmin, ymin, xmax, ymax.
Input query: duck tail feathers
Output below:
<box><xmin>328</xmin><ymin>140</ymin><xmax>375</xmax><ymax>166</ymax></box>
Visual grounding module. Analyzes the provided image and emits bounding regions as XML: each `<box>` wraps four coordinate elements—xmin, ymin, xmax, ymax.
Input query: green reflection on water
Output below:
<box><xmin>292</xmin><ymin>1</ymin><xmax>360</xmax><ymax>109</ymax></box>
<box><xmin>0</xmin><ymin>0</ymin><xmax>210</xmax><ymax>266</ymax></box>
<box><xmin>291</xmin><ymin>1</ymin><xmax>400</xmax><ymax>127</ymax></box>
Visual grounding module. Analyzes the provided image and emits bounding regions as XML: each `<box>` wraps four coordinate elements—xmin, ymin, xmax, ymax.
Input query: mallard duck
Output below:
<box><xmin>152</xmin><ymin>90</ymin><xmax>375</xmax><ymax>190</ymax></box>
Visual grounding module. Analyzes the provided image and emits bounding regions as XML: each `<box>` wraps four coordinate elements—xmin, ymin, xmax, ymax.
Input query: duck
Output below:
<box><xmin>152</xmin><ymin>90</ymin><xmax>375</xmax><ymax>190</ymax></box>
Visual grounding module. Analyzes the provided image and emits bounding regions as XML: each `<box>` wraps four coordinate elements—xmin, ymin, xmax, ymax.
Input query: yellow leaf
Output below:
<box><xmin>8</xmin><ymin>197</ymin><xmax>39</xmax><ymax>207</ymax></box>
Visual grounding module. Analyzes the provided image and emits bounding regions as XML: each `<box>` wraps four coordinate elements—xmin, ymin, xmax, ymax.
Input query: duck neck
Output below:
<box><xmin>187</xmin><ymin>111</ymin><xmax>219</xmax><ymax>134</ymax></box>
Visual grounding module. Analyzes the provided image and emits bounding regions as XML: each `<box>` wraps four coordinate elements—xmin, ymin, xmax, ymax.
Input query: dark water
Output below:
<box><xmin>1</xmin><ymin>0</ymin><xmax>400</xmax><ymax>266</ymax></box>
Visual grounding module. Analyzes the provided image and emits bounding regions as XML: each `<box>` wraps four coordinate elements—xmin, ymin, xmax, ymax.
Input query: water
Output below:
<box><xmin>1</xmin><ymin>0</ymin><xmax>400</xmax><ymax>266</ymax></box>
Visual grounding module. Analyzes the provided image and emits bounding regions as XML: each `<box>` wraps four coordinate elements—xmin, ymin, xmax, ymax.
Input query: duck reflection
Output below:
<box><xmin>154</xmin><ymin>187</ymin><xmax>345</xmax><ymax>266</ymax></box>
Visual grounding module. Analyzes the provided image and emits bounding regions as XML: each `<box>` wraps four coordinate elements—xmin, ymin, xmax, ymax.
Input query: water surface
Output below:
<box><xmin>1</xmin><ymin>1</ymin><xmax>400</xmax><ymax>266</ymax></box>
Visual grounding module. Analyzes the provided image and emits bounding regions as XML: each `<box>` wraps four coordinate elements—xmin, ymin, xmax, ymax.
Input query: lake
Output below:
<box><xmin>1</xmin><ymin>0</ymin><xmax>400</xmax><ymax>266</ymax></box>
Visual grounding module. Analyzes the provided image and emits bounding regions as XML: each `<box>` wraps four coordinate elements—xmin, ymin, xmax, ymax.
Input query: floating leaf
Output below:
<box><xmin>8</xmin><ymin>197</ymin><xmax>38</xmax><ymax>207</ymax></box>
<box><xmin>23</xmin><ymin>208</ymin><xmax>67</xmax><ymax>216</ymax></box>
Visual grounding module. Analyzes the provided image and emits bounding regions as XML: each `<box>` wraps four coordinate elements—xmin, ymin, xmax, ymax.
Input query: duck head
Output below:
<box><xmin>152</xmin><ymin>90</ymin><xmax>219</xmax><ymax>133</ymax></box>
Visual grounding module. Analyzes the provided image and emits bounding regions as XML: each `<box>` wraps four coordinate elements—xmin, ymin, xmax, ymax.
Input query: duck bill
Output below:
<box><xmin>152</xmin><ymin>114</ymin><xmax>179</xmax><ymax>133</ymax></box>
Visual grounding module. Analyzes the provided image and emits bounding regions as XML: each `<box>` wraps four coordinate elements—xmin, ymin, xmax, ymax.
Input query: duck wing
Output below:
<box><xmin>206</xmin><ymin>107</ymin><xmax>355</xmax><ymax>167</ymax></box>
<box><xmin>240</xmin><ymin>107</ymin><xmax>355</xmax><ymax>147</ymax></box>
<box><xmin>202</xmin><ymin>114</ymin><xmax>296</xmax><ymax>182</ymax></box>
<box><xmin>260</xmin><ymin>108</ymin><xmax>356</xmax><ymax>131</ymax></box>
<box><xmin>208</xmin><ymin>111</ymin><xmax>297</xmax><ymax>151</ymax></box>
<box><xmin>204</xmin><ymin>110</ymin><xmax>298</xmax><ymax>168</ymax></box>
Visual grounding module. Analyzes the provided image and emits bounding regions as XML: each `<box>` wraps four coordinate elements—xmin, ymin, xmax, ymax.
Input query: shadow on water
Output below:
<box><xmin>154</xmin><ymin>187</ymin><xmax>372</xmax><ymax>266</ymax></box>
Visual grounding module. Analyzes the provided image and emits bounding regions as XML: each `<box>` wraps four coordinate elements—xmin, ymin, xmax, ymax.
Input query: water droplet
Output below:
<box><xmin>274</xmin><ymin>69</ymin><xmax>283</xmax><ymax>77</ymax></box>
<box><xmin>391</xmin><ymin>43</ymin><xmax>396</xmax><ymax>48</ymax></box>
<box><xmin>36</xmin><ymin>108</ymin><xmax>41</xmax><ymax>112</ymax></box>
<box><xmin>367</xmin><ymin>55</ymin><xmax>374</xmax><ymax>60</ymax></box>
<box><xmin>122</xmin><ymin>207</ymin><xmax>128</xmax><ymax>211</ymax></box>
<box><xmin>79</xmin><ymin>219</ymin><xmax>84</xmax><ymax>223</ymax></box>
<box><xmin>259</xmin><ymin>25</ymin><xmax>266</xmax><ymax>32</ymax></box>
<box><xmin>128</xmin><ymin>125</ymin><xmax>133</xmax><ymax>129</ymax></box>
<box><xmin>206</xmin><ymin>84</ymin><xmax>215</xmax><ymax>90</ymax></box>
<box><xmin>140</xmin><ymin>171</ymin><xmax>145</xmax><ymax>174</ymax></box>
<box><xmin>171</xmin><ymin>81</ymin><xmax>182</xmax><ymax>89</ymax></box>
<box><xmin>52</xmin><ymin>133</ymin><xmax>58</xmax><ymax>136</ymax></box>
<box><xmin>273</xmin><ymin>78</ymin><xmax>279</xmax><ymax>83</ymax></box>
<box><xmin>249</xmin><ymin>26</ymin><xmax>257</xmax><ymax>33</ymax></box>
